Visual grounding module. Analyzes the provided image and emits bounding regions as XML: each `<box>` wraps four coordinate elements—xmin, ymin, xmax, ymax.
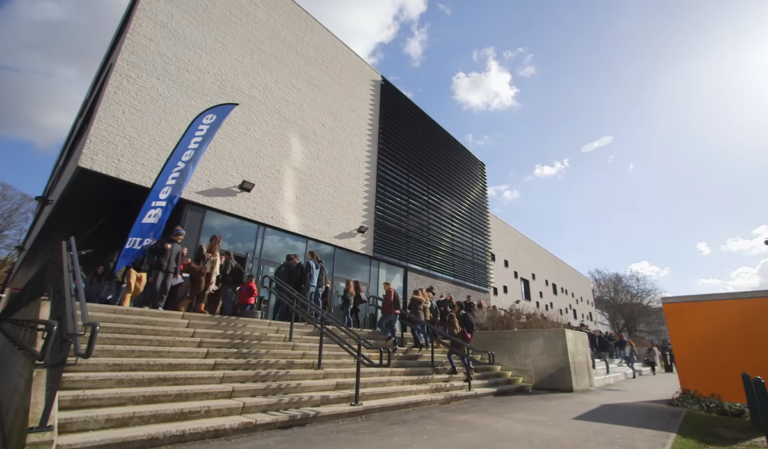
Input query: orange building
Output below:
<box><xmin>662</xmin><ymin>290</ymin><xmax>768</xmax><ymax>404</ymax></box>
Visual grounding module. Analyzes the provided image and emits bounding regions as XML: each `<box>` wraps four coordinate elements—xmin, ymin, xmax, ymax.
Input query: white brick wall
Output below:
<box><xmin>78</xmin><ymin>0</ymin><xmax>381</xmax><ymax>255</ymax></box>
<box><xmin>489</xmin><ymin>214</ymin><xmax>596</xmax><ymax>326</ymax></box>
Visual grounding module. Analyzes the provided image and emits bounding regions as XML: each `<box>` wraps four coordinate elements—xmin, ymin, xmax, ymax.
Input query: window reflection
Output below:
<box><xmin>378</xmin><ymin>261</ymin><xmax>404</xmax><ymax>298</ymax></box>
<box><xmin>307</xmin><ymin>240</ymin><xmax>336</xmax><ymax>276</ymax></box>
<box><xmin>199</xmin><ymin>210</ymin><xmax>259</xmax><ymax>256</ymax></box>
<box><xmin>334</xmin><ymin>249</ymin><xmax>371</xmax><ymax>284</ymax></box>
<box><xmin>260</xmin><ymin>228</ymin><xmax>307</xmax><ymax>263</ymax></box>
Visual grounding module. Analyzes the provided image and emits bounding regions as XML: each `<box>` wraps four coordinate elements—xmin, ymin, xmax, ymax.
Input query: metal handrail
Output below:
<box><xmin>66</xmin><ymin>237</ymin><xmax>100</xmax><ymax>359</ymax></box>
<box><xmin>263</xmin><ymin>275</ymin><xmax>392</xmax><ymax>405</ymax></box>
<box><xmin>0</xmin><ymin>317</ymin><xmax>58</xmax><ymax>363</ymax></box>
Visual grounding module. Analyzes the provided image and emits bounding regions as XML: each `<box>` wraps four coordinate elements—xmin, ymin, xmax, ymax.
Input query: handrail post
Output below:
<box><xmin>288</xmin><ymin>293</ymin><xmax>296</xmax><ymax>343</ymax></box>
<box><xmin>317</xmin><ymin>314</ymin><xmax>325</xmax><ymax>370</ymax></box>
<box><xmin>352</xmin><ymin>343</ymin><xmax>363</xmax><ymax>406</ymax></box>
<box><xmin>431</xmin><ymin>337</ymin><xmax>435</xmax><ymax>368</ymax></box>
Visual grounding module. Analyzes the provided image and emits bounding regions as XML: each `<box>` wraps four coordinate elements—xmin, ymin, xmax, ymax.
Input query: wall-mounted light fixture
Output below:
<box><xmin>356</xmin><ymin>225</ymin><xmax>369</xmax><ymax>235</ymax></box>
<box><xmin>34</xmin><ymin>196</ymin><xmax>53</xmax><ymax>206</ymax></box>
<box><xmin>238</xmin><ymin>180</ymin><xmax>255</xmax><ymax>193</ymax></box>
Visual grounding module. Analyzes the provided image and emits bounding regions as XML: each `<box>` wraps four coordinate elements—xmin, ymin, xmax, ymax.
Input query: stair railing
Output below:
<box><xmin>262</xmin><ymin>275</ymin><xmax>392</xmax><ymax>406</ymax></box>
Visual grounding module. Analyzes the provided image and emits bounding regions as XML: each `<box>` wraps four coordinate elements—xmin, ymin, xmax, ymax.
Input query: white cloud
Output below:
<box><xmin>533</xmin><ymin>159</ymin><xmax>570</xmax><ymax>178</ymax></box>
<box><xmin>698</xmin><ymin>258</ymin><xmax>768</xmax><ymax>292</ymax></box>
<box><xmin>580</xmin><ymin>136</ymin><xmax>614</xmax><ymax>153</ymax></box>
<box><xmin>608</xmin><ymin>155</ymin><xmax>615</xmax><ymax>163</ymax></box>
<box><xmin>297</xmin><ymin>0</ymin><xmax>428</xmax><ymax>65</ymax></box>
<box><xmin>403</xmin><ymin>22</ymin><xmax>429</xmax><ymax>66</ymax></box>
<box><xmin>628</xmin><ymin>261</ymin><xmax>671</xmax><ymax>278</ymax></box>
<box><xmin>0</xmin><ymin>0</ymin><xmax>129</xmax><ymax>150</ymax></box>
<box><xmin>487</xmin><ymin>184</ymin><xmax>520</xmax><ymax>203</ymax></box>
<box><xmin>518</xmin><ymin>54</ymin><xmax>536</xmax><ymax>78</ymax></box>
<box><xmin>503</xmin><ymin>47</ymin><xmax>525</xmax><ymax>60</ymax></box>
<box><xmin>465</xmin><ymin>134</ymin><xmax>494</xmax><ymax>146</ymax></box>
<box><xmin>451</xmin><ymin>47</ymin><xmax>520</xmax><ymax>112</ymax></box>
<box><xmin>436</xmin><ymin>2</ymin><xmax>451</xmax><ymax>15</ymax></box>
<box><xmin>628</xmin><ymin>162</ymin><xmax>635</xmax><ymax>172</ymax></box>
<box><xmin>696</xmin><ymin>242</ymin><xmax>712</xmax><ymax>255</ymax></box>
<box><xmin>720</xmin><ymin>225</ymin><xmax>768</xmax><ymax>255</ymax></box>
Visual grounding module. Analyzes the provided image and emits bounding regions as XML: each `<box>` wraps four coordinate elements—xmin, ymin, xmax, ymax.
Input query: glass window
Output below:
<box><xmin>260</xmin><ymin>228</ymin><xmax>307</xmax><ymax>263</ymax></box>
<box><xmin>378</xmin><ymin>261</ymin><xmax>404</xmax><ymax>298</ymax></box>
<box><xmin>307</xmin><ymin>240</ymin><xmax>336</xmax><ymax>275</ymax></box>
<box><xmin>181</xmin><ymin>205</ymin><xmax>205</xmax><ymax>256</ymax></box>
<box><xmin>334</xmin><ymin>249</ymin><xmax>371</xmax><ymax>284</ymax></box>
<box><xmin>199</xmin><ymin>210</ymin><xmax>259</xmax><ymax>257</ymax></box>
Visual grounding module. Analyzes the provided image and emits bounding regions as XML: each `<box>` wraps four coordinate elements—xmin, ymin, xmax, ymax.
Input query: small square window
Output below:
<box><xmin>545</xmin><ymin>304</ymin><xmax>549</xmax><ymax>311</ymax></box>
<box><xmin>492</xmin><ymin>287</ymin><xmax>498</xmax><ymax>296</ymax></box>
<box><xmin>559</xmin><ymin>309</ymin><xmax>563</xmax><ymax>315</ymax></box>
<box><xmin>503</xmin><ymin>285</ymin><xmax>508</xmax><ymax>294</ymax></box>
<box><xmin>572</xmin><ymin>293</ymin><xmax>575</xmax><ymax>298</ymax></box>
<box><xmin>532</xmin><ymin>273</ymin><xmax>536</xmax><ymax>280</ymax></box>
<box><xmin>536</xmin><ymin>301</ymin><xmax>540</xmax><ymax>309</ymax></box>
<box><xmin>504</xmin><ymin>260</ymin><xmax>509</xmax><ymax>268</ymax></box>
<box><xmin>521</xmin><ymin>278</ymin><xmax>532</xmax><ymax>301</ymax></box>
<box><xmin>561</xmin><ymin>287</ymin><xmax>564</xmax><ymax>294</ymax></box>
<box><xmin>550</xmin><ymin>302</ymin><xmax>553</xmax><ymax>309</ymax></box>
<box><xmin>552</xmin><ymin>283</ymin><xmax>558</xmax><ymax>295</ymax></box>
<box><xmin>539</xmin><ymin>291</ymin><xmax>543</xmax><ymax>299</ymax></box>
<box><xmin>514</xmin><ymin>271</ymin><xmax>519</xmax><ymax>279</ymax></box>
<box><xmin>490</xmin><ymin>252</ymin><xmax>496</xmax><ymax>261</ymax></box>
<box><xmin>545</xmin><ymin>280</ymin><xmax>549</xmax><ymax>286</ymax></box>
<box><xmin>573</xmin><ymin>309</ymin><xmax>578</xmax><ymax>320</ymax></box>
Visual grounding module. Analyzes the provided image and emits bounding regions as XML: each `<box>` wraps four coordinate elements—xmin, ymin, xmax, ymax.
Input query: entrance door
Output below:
<box><xmin>258</xmin><ymin>261</ymin><xmax>280</xmax><ymax>319</ymax></box>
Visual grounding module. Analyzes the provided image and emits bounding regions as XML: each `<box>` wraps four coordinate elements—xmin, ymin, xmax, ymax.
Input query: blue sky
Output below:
<box><xmin>2</xmin><ymin>0</ymin><xmax>768</xmax><ymax>295</ymax></box>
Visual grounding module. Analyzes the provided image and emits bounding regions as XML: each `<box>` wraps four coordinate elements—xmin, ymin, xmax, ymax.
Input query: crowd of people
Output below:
<box><xmin>584</xmin><ymin>327</ymin><xmax>667</xmax><ymax>378</ymax></box>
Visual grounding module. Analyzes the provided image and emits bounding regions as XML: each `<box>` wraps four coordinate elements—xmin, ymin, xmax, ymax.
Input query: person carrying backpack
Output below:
<box><xmin>220</xmin><ymin>251</ymin><xmax>246</xmax><ymax>317</ymax></box>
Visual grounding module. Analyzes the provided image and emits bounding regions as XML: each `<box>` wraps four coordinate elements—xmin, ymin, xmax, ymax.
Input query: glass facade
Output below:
<box><xmin>181</xmin><ymin>203</ymin><xmax>406</xmax><ymax>328</ymax></box>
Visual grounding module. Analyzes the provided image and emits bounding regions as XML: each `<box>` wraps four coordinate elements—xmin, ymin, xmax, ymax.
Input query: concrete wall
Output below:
<box><xmin>663</xmin><ymin>290</ymin><xmax>768</xmax><ymax>403</ymax></box>
<box><xmin>472</xmin><ymin>328</ymin><xmax>594</xmax><ymax>392</ymax></box>
<box><xmin>489</xmin><ymin>214</ymin><xmax>596</xmax><ymax>327</ymax></box>
<box><xmin>407</xmin><ymin>270</ymin><xmax>489</xmax><ymax>304</ymax></box>
<box><xmin>77</xmin><ymin>0</ymin><xmax>381</xmax><ymax>255</ymax></box>
<box><xmin>0</xmin><ymin>300</ymin><xmax>51</xmax><ymax>449</ymax></box>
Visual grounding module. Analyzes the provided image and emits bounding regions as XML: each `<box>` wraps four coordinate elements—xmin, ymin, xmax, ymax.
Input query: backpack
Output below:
<box><xmin>392</xmin><ymin>290</ymin><xmax>402</xmax><ymax>311</ymax></box>
<box><xmin>227</xmin><ymin>261</ymin><xmax>246</xmax><ymax>285</ymax></box>
<box><xmin>458</xmin><ymin>311</ymin><xmax>476</xmax><ymax>335</ymax></box>
<box><xmin>317</xmin><ymin>263</ymin><xmax>328</xmax><ymax>289</ymax></box>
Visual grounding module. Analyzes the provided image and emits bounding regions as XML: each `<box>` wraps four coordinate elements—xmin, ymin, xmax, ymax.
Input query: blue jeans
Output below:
<box><xmin>411</xmin><ymin>323</ymin><xmax>430</xmax><ymax>348</ymax></box>
<box><xmin>447</xmin><ymin>348</ymin><xmax>471</xmax><ymax>373</ymax></box>
<box><xmin>238</xmin><ymin>303</ymin><xmax>254</xmax><ymax>314</ymax></box>
<box><xmin>378</xmin><ymin>314</ymin><xmax>398</xmax><ymax>341</ymax></box>
<box><xmin>342</xmin><ymin>304</ymin><xmax>353</xmax><ymax>327</ymax></box>
<box><xmin>221</xmin><ymin>285</ymin><xmax>237</xmax><ymax>317</ymax></box>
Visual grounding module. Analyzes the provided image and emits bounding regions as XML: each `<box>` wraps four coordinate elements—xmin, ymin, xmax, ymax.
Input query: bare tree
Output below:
<box><xmin>589</xmin><ymin>268</ymin><xmax>663</xmax><ymax>335</ymax></box>
<box><xmin>0</xmin><ymin>182</ymin><xmax>36</xmax><ymax>283</ymax></box>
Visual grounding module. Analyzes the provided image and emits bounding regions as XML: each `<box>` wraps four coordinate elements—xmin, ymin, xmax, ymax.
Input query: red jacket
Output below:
<box><xmin>237</xmin><ymin>281</ymin><xmax>258</xmax><ymax>305</ymax></box>
<box><xmin>381</xmin><ymin>288</ymin><xmax>401</xmax><ymax>315</ymax></box>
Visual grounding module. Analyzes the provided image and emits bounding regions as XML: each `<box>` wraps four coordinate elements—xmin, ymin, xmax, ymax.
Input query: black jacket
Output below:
<box><xmin>220</xmin><ymin>258</ymin><xmax>237</xmax><ymax>285</ymax></box>
<box><xmin>148</xmin><ymin>237</ymin><xmax>183</xmax><ymax>275</ymax></box>
<box><xmin>597</xmin><ymin>335</ymin><xmax>610</xmax><ymax>352</ymax></box>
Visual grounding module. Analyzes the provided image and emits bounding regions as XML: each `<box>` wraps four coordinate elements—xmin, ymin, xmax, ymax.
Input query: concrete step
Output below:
<box><xmin>55</xmin><ymin>385</ymin><xmax>531</xmax><ymax>448</ymax></box>
<box><xmin>61</xmin><ymin>365</ymin><xmax>501</xmax><ymax>390</ymax></box>
<box><xmin>58</xmin><ymin>371</ymin><xmax>515</xmax><ymax>410</ymax></box>
<box><xmin>58</xmin><ymin>377</ymin><xmax>517</xmax><ymax>433</ymax></box>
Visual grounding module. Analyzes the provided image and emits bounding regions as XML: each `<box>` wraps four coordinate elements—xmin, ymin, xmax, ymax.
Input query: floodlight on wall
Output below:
<box><xmin>356</xmin><ymin>225</ymin><xmax>369</xmax><ymax>235</ymax></box>
<box><xmin>238</xmin><ymin>180</ymin><xmax>255</xmax><ymax>193</ymax></box>
<box><xmin>34</xmin><ymin>196</ymin><xmax>53</xmax><ymax>206</ymax></box>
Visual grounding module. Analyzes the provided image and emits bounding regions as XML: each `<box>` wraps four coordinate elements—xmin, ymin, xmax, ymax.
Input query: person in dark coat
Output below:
<box><xmin>85</xmin><ymin>265</ymin><xmax>109</xmax><ymax>304</ymax></box>
<box><xmin>594</xmin><ymin>330</ymin><xmax>611</xmax><ymax>374</ymax></box>
<box><xmin>143</xmin><ymin>226</ymin><xmax>185</xmax><ymax>310</ymax></box>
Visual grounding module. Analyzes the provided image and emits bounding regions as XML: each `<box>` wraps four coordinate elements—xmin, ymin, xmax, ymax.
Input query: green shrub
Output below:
<box><xmin>670</xmin><ymin>389</ymin><xmax>750</xmax><ymax>420</ymax></box>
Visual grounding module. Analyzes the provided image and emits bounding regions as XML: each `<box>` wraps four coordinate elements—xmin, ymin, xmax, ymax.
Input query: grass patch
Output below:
<box><xmin>673</xmin><ymin>411</ymin><xmax>766</xmax><ymax>449</ymax></box>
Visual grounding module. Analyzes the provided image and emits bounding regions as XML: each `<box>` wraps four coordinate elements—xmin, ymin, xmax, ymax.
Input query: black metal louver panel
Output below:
<box><xmin>373</xmin><ymin>78</ymin><xmax>490</xmax><ymax>289</ymax></box>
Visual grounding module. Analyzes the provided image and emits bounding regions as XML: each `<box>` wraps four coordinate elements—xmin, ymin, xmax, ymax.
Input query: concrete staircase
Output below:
<box><xmin>56</xmin><ymin>304</ymin><xmax>530</xmax><ymax>448</ymax></box>
<box><xmin>592</xmin><ymin>359</ymin><xmax>654</xmax><ymax>387</ymax></box>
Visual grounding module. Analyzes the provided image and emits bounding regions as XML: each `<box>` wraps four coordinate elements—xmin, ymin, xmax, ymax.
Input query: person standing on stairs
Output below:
<box><xmin>186</xmin><ymin>234</ymin><xmax>221</xmax><ymax>314</ymax></box>
<box><xmin>220</xmin><ymin>251</ymin><xmax>246</xmax><ymax>317</ymax></box>
<box><xmin>378</xmin><ymin>281</ymin><xmax>401</xmax><ymax>350</ymax></box>
<box><xmin>302</xmin><ymin>251</ymin><xmax>321</xmax><ymax>316</ymax></box>
<box><xmin>627</xmin><ymin>340</ymin><xmax>639</xmax><ymax>379</ymax></box>
<box><xmin>446</xmin><ymin>312</ymin><xmax>472</xmax><ymax>382</ymax></box>
<box><xmin>143</xmin><ymin>226</ymin><xmax>185</xmax><ymax>310</ymax></box>
<box><xmin>341</xmin><ymin>279</ymin><xmax>355</xmax><ymax>327</ymax></box>
<box><xmin>119</xmin><ymin>246</ymin><xmax>151</xmax><ymax>307</ymax></box>
<box><xmin>616</xmin><ymin>334</ymin><xmax>628</xmax><ymax>366</ymax></box>
<box><xmin>408</xmin><ymin>289</ymin><xmax>430</xmax><ymax>351</ymax></box>
<box><xmin>594</xmin><ymin>330</ymin><xmax>610</xmax><ymax>374</ymax></box>
<box><xmin>236</xmin><ymin>274</ymin><xmax>258</xmax><ymax>315</ymax></box>
<box><xmin>352</xmin><ymin>280</ymin><xmax>367</xmax><ymax>328</ymax></box>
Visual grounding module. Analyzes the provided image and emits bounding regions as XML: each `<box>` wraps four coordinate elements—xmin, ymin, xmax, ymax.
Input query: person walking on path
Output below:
<box><xmin>616</xmin><ymin>334</ymin><xmax>628</xmax><ymax>366</ymax></box>
<box><xmin>378</xmin><ymin>282</ymin><xmax>401</xmax><ymax>350</ymax></box>
<box><xmin>143</xmin><ymin>226</ymin><xmax>185</xmax><ymax>310</ymax></box>
<box><xmin>645</xmin><ymin>343</ymin><xmax>660</xmax><ymax>375</ymax></box>
<box><xmin>594</xmin><ymin>330</ymin><xmax>611</xmax><ymax>374</ymax></box>
<box><xmin>627</xmin><ymin>340</ymin><xmax>639</xmax><ymax>378</ymax></box>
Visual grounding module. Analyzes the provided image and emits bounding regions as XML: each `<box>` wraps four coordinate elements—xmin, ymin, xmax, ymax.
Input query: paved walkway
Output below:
<box><xmin>185</xmin><ymin>373</ymin><xmax>683</xmax><ymax>449</ymax></box>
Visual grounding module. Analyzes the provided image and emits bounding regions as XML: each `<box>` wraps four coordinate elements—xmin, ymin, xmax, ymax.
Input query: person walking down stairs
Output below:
<box><xmin>627</xmin><ymin>340</ymin><xmax>639</xmax><ymax>378</ymax></box>
<box><xmin>446</xmin><ymin>312</ymin><xmax>472</xmax><ymax>382</ymax></box>
<box><xmin>408</xmin><ymin>289</ymin><xmax>430</xmax><ymax>351</ymax></box>
<box><xmin>143</xmin><ymin>226</ymin><xmax>185</xmax><ymax>310</ymax></box>
<box><xmin>378</xmin><ymin>282</ymin><xmax>401</xmax><ymax>350</ymax></box>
